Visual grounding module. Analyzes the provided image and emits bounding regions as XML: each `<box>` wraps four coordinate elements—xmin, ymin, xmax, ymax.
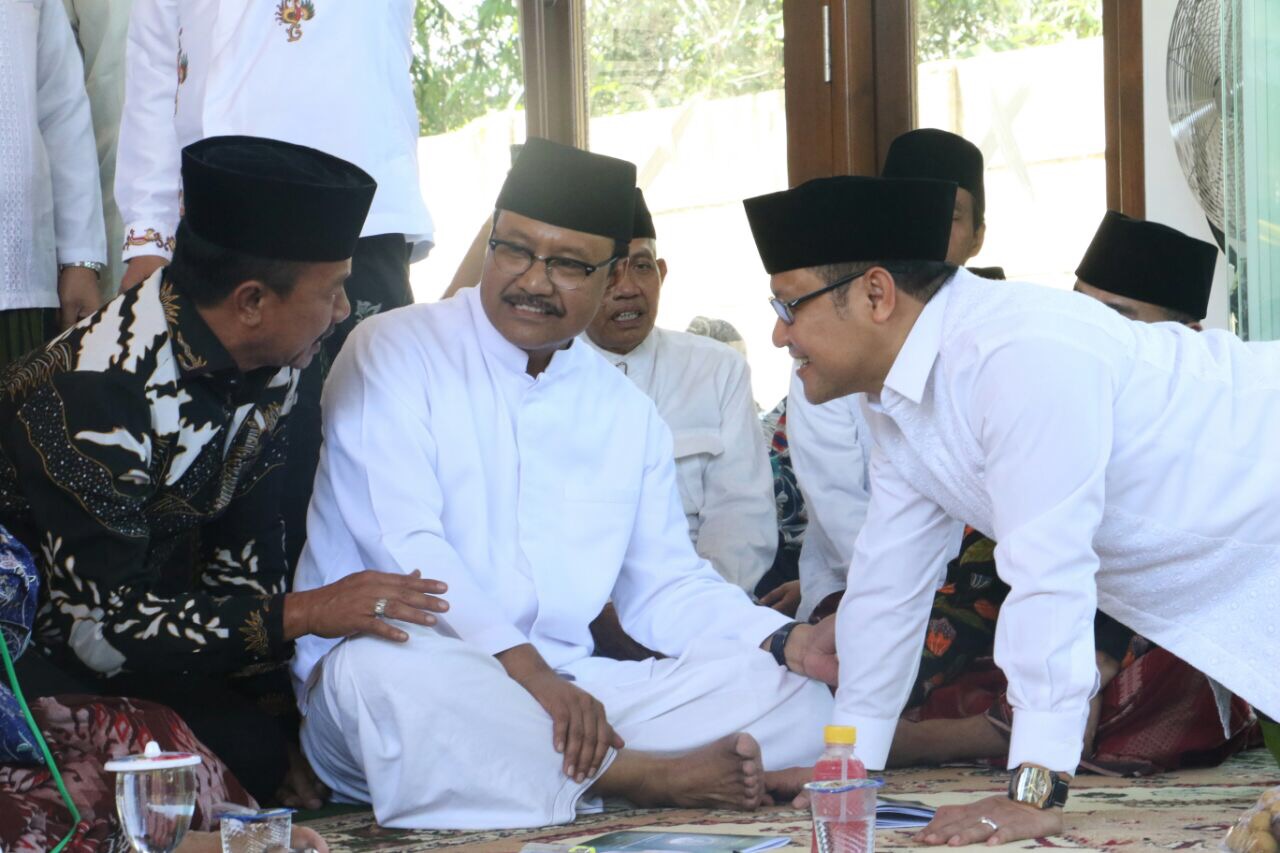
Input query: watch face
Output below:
<box><xmin>1012</xmin><ymin>768</ymin><xmax>1052</xmax><ymax>808</ymax></box>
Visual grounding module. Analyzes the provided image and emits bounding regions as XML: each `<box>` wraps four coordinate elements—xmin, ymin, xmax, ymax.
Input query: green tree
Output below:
<box><xmin>585</xmin><ymin>0</ymin><xmax>784</xmax><ymax>116</ymax></box>
<box><xmin>411</xmin><ymin>0</ymin><xmax>523</xmax><ymax>136</ymax></box>
<box><xmin>915</xmin><ymin>0</ymin><xmax>1102</xmax><ymax>63</ymax></box>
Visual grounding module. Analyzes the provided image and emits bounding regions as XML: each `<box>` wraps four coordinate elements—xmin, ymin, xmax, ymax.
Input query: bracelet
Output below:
<box><xmin>58</xmin><ymin>261</ymin><xmax>105</xmax><ymax>278</ymax></box>
<box><xmin>768</xmin><ymin>621</ymin><xmax>802</xmax><ymax>668</ymax></box>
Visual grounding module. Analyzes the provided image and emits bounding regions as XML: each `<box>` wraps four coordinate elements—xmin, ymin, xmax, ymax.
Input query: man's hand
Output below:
<box><xmin>759</xmin><ymin>580</ymin><xmax>801</xmax><ymax>617</ymax></box>
<box><xmin>120</xmin><ymin>254</ymin><xmax>168</xmax><ymax>291</ymax></box>
<box><xmin>56</xmin><ymin>266</ymin><xmax>102</xmax><ymax>330</ymax></box>
<box><xmin>275</xmin><ymin>740</ymin><xmax>328</xmax><ymax>811</ymax></box>
<box><xmin>779</xmin><ymin>616</ymin><xmax>838</xmax><ymax>684</ymax></box>
<box><xmin>283</xmin><ymin>569</ymin><xmax>448</xmax><ymax>643</ymax></box>
<box><xmin>498</xmin><ymin>644</ymin><xmax>624</xmax><ymax>783</ymax></box>
<box><xmin>917</xmin><ymin>794</ymin><xmax>1063</xmax><ymax>846</ymax></box>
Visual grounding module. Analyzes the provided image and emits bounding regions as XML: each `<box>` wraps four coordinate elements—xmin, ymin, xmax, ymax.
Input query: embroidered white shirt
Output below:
<box><xmin>115</xmin><ymin>0</ymin><xmax>433</xmax><ymax>264</ymax></box>
<box><xmin>1</xmin><ymin>0</ymin><xmax>105</xmax><ymax>310</ymax></box>
<box><xmin>584</xmin><ymin>328</ymin><xmax>777</xmax><ymax>591</ymax></box>
<box><xmin>834</xmin><ymin>268</ymin><xmax>1280</xmax><ymax>774</ymax></box>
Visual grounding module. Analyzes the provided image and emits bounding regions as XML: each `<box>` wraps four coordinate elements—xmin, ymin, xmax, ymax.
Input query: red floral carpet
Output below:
<box><xmin>301</xmin><ymin>749</ymin><xmax>1280</xmax><ymax>851</ymax></box>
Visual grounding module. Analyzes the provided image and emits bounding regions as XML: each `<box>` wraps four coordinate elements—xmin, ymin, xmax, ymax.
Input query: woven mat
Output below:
<box><xmin>301</xmin><ymin>749</ymin><xmax>1280</xmax><ymax>851</ymax></box>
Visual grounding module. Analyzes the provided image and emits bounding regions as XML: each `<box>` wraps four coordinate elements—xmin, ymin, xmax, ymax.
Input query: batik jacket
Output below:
<box><xmin>0</xmin><ymin>272</ymin><xmax>298</xmax><ymax>678</ymax></box>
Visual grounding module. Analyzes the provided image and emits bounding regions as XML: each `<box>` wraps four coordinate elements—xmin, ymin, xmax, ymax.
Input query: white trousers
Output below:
<box><xmin>300</xmin><ymin>624</ymin><xmax>833</xmax><ymax>829</ymax></box>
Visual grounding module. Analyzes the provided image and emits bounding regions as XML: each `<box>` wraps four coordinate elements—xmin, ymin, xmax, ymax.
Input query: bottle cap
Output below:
<box><xmin>824</xmin><ymin>725</ymin><xmax>857</xmax><ymax>745</ymax></box>
<box><xmin>104</xmin><ymin>740</ymin><xmax>202</xmax><ymax>772</ymax></box>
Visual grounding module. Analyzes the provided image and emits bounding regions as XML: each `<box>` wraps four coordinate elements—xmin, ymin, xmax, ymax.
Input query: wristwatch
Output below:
<box><xmin>58</xmin><ymin>261</ymin><xmax>106</xmax><ymax>278</ymax></box>
<box><xmin>767</xmin><ymin>621</ymin><xmax>802</xmax><ymax>667</ymax></box>
<box><xmin>1008</xmin><ymin>766</ymin><xmax>1069</xmax><ymax>809</ymax></box>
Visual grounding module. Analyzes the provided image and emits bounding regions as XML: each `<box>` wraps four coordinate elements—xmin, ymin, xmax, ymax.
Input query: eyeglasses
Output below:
<box><xmin>487</xmin><ymin>238</ymin><xmax>618</xmax><ymax>291</ymax></box>
<box><xmin>769</xmin><ymin>272</ymin><xmax>866</xmax><ymax>324</ymax></box>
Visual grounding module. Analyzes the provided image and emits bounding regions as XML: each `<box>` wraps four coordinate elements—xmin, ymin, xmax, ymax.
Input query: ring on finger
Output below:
<box><xmin>979</xmin><ymin>816</ymin><xmax>999</xmax><ymax>832</ymax></box>
<box><xmin>373</xmin><ymin>597</ymin><xmax>389</xmax><ymax>618</ymax></box>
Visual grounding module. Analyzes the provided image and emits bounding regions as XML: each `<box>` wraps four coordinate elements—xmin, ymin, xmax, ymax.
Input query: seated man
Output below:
<box><xmin>781</xmin><ymin>128</ymin><xmax>985</xmax><ymax>620</ymax></box>
<box><xmin>0</xmin><ymin>136</ymin><xmax>447</xmax><ymax>805</ymax></box>
<box><xmin>582</xmin><ymin>189</ymin><xmax>775</xmax><ymax>591</ymax></box>
<box><xmin>292</xmin><ymin>139</ymin><xmax>833</xmax><ymax>830</ymax></box>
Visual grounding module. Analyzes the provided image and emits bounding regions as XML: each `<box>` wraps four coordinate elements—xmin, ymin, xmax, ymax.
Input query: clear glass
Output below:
<box><xmin>1224</xmin><ymin>0</ymin><xmax>1280</xmax><ymax>340</ymax></box>
<box><xmin>115</xmin><ymin>767</ymin><xmax>196</xmax><ymax>853</ymax></box>
<box><xmin>584</xmin><ymin>0</ymin><xmax>789</xmax><ymax>406</ymax></box>
<box><xmin>409</xmin><ymin>0</ymin><xmax>526</xmax><ymax>302</ymax></box>
<box><xmin>914</xmin><ymin>0</ymin><xmax>1106</xmax><ymax>289</ymax></box>
<box><xmin>806</xmin><ymin>778</ymin><xmax>883</xmax><ymax>853</ymax></box>
<box><xmin>219</xmin><ymin>811</ymin><xmax>293</xmax><ymax>853</ymax></box>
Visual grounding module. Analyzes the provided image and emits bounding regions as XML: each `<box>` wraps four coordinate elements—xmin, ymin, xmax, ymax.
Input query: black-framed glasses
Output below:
<box><xmin>487</xmin><ymin>237</ymin><xmax>618</xmax><ymax>291</ymax></box>
<box><xmin>769</xmin><ymin>272</ymin><xmax>866</xmax><ymax>324</ymax></box>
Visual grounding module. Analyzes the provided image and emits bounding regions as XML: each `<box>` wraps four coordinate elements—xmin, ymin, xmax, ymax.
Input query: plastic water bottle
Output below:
<box><xmin>811</xmin><ymin>726</ymin><xmax>867</xmax><ymax>853</ymax></box>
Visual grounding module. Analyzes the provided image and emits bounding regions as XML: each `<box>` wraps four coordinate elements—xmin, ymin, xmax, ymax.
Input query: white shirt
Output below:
<box><xmin>584</xmin><ymin>328</ymin><xmax>777</xmax><ymax>591</ymax></box>
<box><xmin>116</xmin><ymin>0</ymin><xmax>433</xmax><ymax>265</ymax></box>
<box><xmin>834</xmin><ymin>268</ymin><xmax>1280</xmax><ymax>774</ymax></box>
<box><xmin>63</xmin><ymin>0</ymin><xmax>133</xmax><ymax>293</ymax></box>
<box><xmin>785</xmin><ymin>372</ymin><xmax>874</xmax><ymax>620</ymax></box>
<box><xmin>292</xmin><ymin>288</ymin><xmax>787</xmax><ymax>698</ymax></box>
<box><xmin>1</xmin><ymin>0</ymin><xmax>106</xmax><ymax>311</ymax></box>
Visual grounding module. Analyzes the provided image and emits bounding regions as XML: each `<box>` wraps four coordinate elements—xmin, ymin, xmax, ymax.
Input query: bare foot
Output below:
<box><xmin>596</xmin><ymin>733</ymin><xmax>766</xmax><ymax>811</ymax></box>
<box><xmin>274</xmin><ymin>741</ymin><xmax>329</xmax><ymax>810</ymax></box>
<box><xmin>764</xmin><ymin>765</ymin><xmax>812</xmax><ymax>806</ymax></box>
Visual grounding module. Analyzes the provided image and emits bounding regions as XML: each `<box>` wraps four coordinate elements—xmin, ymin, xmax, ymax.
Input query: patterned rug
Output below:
<box><xmin>301</xmin><ymin>749</ymin><xmax>1280</xmax><ymax>851</ymax></box>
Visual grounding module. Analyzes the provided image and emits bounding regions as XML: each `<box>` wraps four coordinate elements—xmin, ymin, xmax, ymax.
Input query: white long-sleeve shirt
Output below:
<box><xmin>834</xmin><ymin>268</ymin><xmax>1280</xmax><ymax>775</ymax></box>
<box><xmin>292</xmin><ymin>288</ymin><xmax>787</xmax><ymax>699</ymax></box>
<box><xmin>785</xmin><ymin>373</ymin><xmax>874</xmax><ymax>620</ymax></box>
<box><xmin>115</xmin><ymin>0</ymin><xmax>432</xmax><ymax>265</ymax></box>
<box><xmin>1</xmin><ymin>0</ymin><xmax>105</xmax><ymax>311</ymax></box>
<box><xmin>63</xmin><ymin>0</ymin><xmax>133</xmax><ymax>294</ymax></box>
<box><xmin>584</xmin><ymin>329</ymin><xmax>777</xmax><ymax>591</ymax></box>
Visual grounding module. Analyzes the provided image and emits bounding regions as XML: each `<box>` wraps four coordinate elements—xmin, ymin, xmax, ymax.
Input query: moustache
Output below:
<box><xmin>503</xmin><ymin>293</ymin><xmax>566</xmax><ymax>318</ymax></box>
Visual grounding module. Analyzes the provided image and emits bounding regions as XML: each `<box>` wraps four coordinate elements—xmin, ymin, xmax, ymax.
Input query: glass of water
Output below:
<box><xmin>805</xmin><ymin>777</ymin><xmax>885</xmax><ymax>853</ymax></box>
<box><xmin>106</xmin><ymin>742</ymin><xmax>201</xmax><ymax>853</ymax></box>
<box><xmin>217</xmin><ymin>807</ymin><xmax>295</xmax><ymax>853</ymax></box>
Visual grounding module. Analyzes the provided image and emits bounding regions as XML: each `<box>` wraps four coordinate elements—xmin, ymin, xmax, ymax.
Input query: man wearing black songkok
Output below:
<box><xmin>0</xmin><ymin>136</ymin><xmax>448</xmax><ymax>805</ymax></box>
<box><xmin>747</xmin><ymin>175</ymin><xmax>1280</xmax><ymax>847</ymax></box>
<box><xmin>1074</xmin><ymin>210</ymin><xmax>1218</xmax><ymax>325</ymax></box>
<box><xmin>292</xmin><ymin>138</ymin><xmax>834</xmax><ymax>829</ymax></box>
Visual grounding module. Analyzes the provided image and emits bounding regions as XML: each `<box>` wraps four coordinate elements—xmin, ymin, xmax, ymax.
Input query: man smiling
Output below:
<box><xmin>582</xmin><ymin>189</ymin><xmax>775</xmax><ymax>590</ymax></box>
<box><xmin>293</xmin><ymin>139</ymin><xmax>834</xmax><ymax>829</ymax></box>
<box><xmin>745</xmin><ymin>175</ymin><xmax>1280</xmax><ymax>846</ymax></box>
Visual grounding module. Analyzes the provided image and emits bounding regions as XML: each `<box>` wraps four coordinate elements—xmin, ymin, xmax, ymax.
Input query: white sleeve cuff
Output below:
<box><xmin>828</xmin><ymin>711</ymin><xmax>898</xmax><ymax>771</ymax></box>
<box><xmin>1006</xmin><ymin>707</ymin><xmax>1088</xmax><ymax>773</ymax></box>
<box><xmin>121</xmin><ymin>222</ymin><xmax>177</xmax><ymax>262</ymax></box>
<box><xmin>455</xmin><ymin>622</ymin><xmax>530</xmax><ymax>659</ymax></box>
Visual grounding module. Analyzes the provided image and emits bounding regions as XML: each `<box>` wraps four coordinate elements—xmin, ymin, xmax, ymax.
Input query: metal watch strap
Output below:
<box><xmin>768</xmin><ymin>621</ymin><xmax>802</xmax><ymax>667</ymax></box>
<box><xmin>58</xmin><ymin>261</ymin><xmax>105</xmax><ymax>277</ymax></box>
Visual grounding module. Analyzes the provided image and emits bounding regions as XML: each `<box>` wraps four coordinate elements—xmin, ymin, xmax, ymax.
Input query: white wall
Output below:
<box><xmin>1143</xmin><ymin>0</ymin><xmax>1231</xmax><ymax>329</ymax></box>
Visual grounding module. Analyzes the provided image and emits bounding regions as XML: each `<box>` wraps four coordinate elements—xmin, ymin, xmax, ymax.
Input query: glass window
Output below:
<box><xmin>915</xmin><ymin>0</ymin><xmax>1106</xmax><ymax>288</ymax></box>
<box><xmin>409</xmin><ymin>0</ymin><xmax>526</xmax><ymax>303</ymax></box>
<box><xmin>584</xmin><ymin>0</ymin><xmax>790</xmax><ymax>407</ymax></box>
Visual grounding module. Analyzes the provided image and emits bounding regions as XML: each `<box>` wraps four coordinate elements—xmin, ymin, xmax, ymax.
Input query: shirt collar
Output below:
<box><xmin>581</xmin><ymin>329</ymin><xmax>657</xmax><ymax>379</ymax></box>
<box><xmin>880</xmin><ymin>274</ymin><xmax>955</xmax><ymax>405</ymax></box>
<box><xmin>159</xmin><ymin>274</ymin><xmax>239</xmax><ymax>378</ymax></box>
<box><xmin>466</xmin><ymin>286</ymin><xmax>582</xmax><ymax>380</ymax></box>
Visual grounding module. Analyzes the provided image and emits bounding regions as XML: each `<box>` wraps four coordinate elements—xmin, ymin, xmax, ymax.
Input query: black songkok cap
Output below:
<box><xmin>1076</xmin><ymin>210</ymin><xmax>1218</xmax><ymax>319</ymax></box>
<box><xmin>496</xmin><ymin>138</ymin><xmax>637</xmax><ymax>244</ymax></box>
<box><xmin>632</xmin><ymin>188</ymin><xmax>656</xmax><ymax>241</ymax></box>
<box><xmin>181</xmin><ymin>135</ymin><xmax>376</xmax><ymax>262</ymax></box>
<box><xmin>743</xmin><ymin>176</ymin><xmax>955</xmax><ymax>274</ymax></box>
<box><xmin>882</xmin><ymin>128</ymin><xmax>985</xmax><ymax>212</ymax></box>
<box><xmin>967</xmin><ymin>265</ymin><xmax>1006</xmax><ymax>280</ymax></box>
